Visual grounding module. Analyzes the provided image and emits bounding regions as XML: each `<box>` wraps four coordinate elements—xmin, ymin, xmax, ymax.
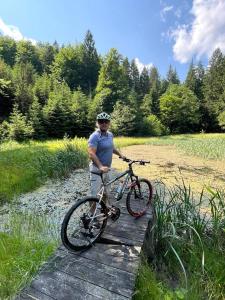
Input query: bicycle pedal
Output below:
<box><xmin>111</xmin><ymin>206</ymin><xmax>120</xmax><ymax>222</ymax></box>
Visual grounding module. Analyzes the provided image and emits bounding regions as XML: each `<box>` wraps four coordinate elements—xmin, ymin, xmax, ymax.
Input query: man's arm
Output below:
<box><xmin>88</xmin><ymin>147</ymin><xmax>109</xmax><ymax>172</ymax></box>
<box><xmin>113</xmin><ymin>147</ymin><xmax>125</xmax><ymax>159</ymax></box>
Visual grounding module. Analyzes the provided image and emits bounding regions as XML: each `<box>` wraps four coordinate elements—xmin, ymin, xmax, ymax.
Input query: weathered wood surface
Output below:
<box><xmin>15</xmin><ymin>197</ymin><xmax>153</xmax><ymax>300</ymax></box>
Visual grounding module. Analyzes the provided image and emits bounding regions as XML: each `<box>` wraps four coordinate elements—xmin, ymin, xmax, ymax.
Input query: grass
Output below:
<box><xmin>0</xmin><ymin>137</ymin><xmax>88</xmax><ymax>204</ymax></box>
<box><xmin>1</xmin><ymin>133</ymin><xmax>224</xmax><ymax>204</ymax></box>
<box><xmin>115</xmin><ymin>133</ymin><xmax>225</xmax><ymax>161</ymax></box>
<box><xmin>134</xmin><ymin>182</ymin><xmax>225</xmax><ymax>300</ymax></box>
<box><xmin>0</xmin><ymin>212</ymin><xmax>58</xmax><ymax>299</ymax></box>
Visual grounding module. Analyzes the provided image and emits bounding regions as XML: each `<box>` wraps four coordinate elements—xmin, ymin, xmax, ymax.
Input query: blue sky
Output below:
<box><xmin>1</xmin><ymin>0</ymin><xmax>225</xmax><ymax>81</ymax></box>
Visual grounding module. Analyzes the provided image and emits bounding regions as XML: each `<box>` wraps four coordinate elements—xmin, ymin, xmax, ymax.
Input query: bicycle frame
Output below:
<box><xmin>97</xmin><ymin>166</ymin><xmax>138</xmax><ymax>207</ymax></box>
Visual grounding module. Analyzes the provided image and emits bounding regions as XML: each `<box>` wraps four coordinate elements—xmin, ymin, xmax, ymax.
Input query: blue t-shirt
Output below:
<box><xmin>88</xmin><ymin>130</ymin><xmax>114</xmax><ymax>167</ymax></box>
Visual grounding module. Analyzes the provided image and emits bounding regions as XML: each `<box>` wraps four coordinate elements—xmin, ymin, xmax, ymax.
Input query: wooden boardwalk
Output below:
<box><xmin>16</xmin><ymin>198</ymin><xmax>153</xmax><ymax>300</ymax></box>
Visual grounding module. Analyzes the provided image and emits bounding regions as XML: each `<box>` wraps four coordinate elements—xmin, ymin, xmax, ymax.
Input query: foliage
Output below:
<box><xmin>0</xmin><ymin>33</ymin><xmax>225</xmax><ymax>137</ymax></box>
<box><xmin>218</xmin><ymin>110</ymin><xmax>225</xmax><ymax>130</ymax></box>
<box><xmin>160</xmin><ymin>84</ymin><xmax>200</xmax><ymax>133</ymax></box>
<box><xmin>203</xmin><ymin>48</ymin><xmax>225</xmax><ymax>130</ymax></box>
<box><xmin>137</xmin><ymin>182</ymin><xmax>225</xmax><ymax>300</ymax></box>
<box><xmin>0</xmin><ymin>36</ymin><xmax>17</xmax><ymax>66</ymax></box>
<box><xmin>111</xmin><ymin>101</ymin><xmax>138</xmax><ymax>136</ymax></box>
<box><xmin>0</xmin><ymin>212</ymin><xmax>58</xmax><ymax>299</ymax></box>
<box><xmin>141</xmin><ymin>115</ymin><xmax>169</xmax><ymax>136</ymax></box>
<box><xmin>0</xmin><ymin>138</ymin><xmax>88</xmax><ymax>203</ymax></box>
<box><xmin>6</xmin><ymin>105</ymin><xmax>34</xmax><ymax>141</ymax></box>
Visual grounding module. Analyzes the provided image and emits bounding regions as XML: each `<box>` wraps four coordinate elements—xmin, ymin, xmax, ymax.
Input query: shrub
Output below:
<box><xmin>0</xmin><ymin>121</ymin><xmax>10</xmax><ymax>141</ymax></box>
<box><xmin>141</xmin><ymin>115</ymin><xmax>169</xmax><ymax>136</ymax></box>
<box><xmin>218</xmin><ymin>111</ymin><xmax>225</xmax><ymax>130</ymax></box>
<box><xmin>8</xmin><ymin>105</ymin><xmax>34</xmax><ymax>141</ymax></box>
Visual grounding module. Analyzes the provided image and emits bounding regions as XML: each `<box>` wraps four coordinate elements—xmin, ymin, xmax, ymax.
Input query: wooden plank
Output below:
<box><xmin>46</xmin><ymin>251</ymin><xmax>135</xmax><ymax>298</ymax></box>
<box><xmin>30</xmin><ymin>269</ymin><xmax>129</xmax><ymax>300</ymax></box>
<box><xmin>17</xmin><ymin>287</ymin><xmax>55</xmax><ymax>300</ymax></box>
<box><xmin>57</xmin><ymin>245</ymin><xmax>140</xmax><ymax>274</ymax></box>
<box><xmin>104</xmin><ymin>225</ymin><xmax>145</xmax><ymax>242</ymax></box>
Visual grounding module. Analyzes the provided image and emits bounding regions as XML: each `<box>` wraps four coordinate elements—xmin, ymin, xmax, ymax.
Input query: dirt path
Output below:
<box><xmin>112</xmin><ymin>144</ymin><xmax>225</xmax><ymax>192</ymax></box>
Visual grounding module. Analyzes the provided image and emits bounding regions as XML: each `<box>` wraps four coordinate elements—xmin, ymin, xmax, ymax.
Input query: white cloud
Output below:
<box><xmin>0</xmin><ymin>17</ymin><xmax>36</xmax><ymax>44</ymax></box>
<box><xmin>160</xmin><ymin>5</ymin><xmax>174</xmax><ymax>22</ymax></box>
<box><xmin>134</xmin><ymin>58</ymin><xmax>153</xmax><ymax>73</ymax></box>
<box><xmin>171</xmin><ymin>0</ymin><xmax>225</xmax><ymax>63</ymax></box>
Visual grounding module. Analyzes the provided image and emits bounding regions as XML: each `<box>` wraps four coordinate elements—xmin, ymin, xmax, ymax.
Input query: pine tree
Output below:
<box><xmin>94</xmin><ymin>48</ymin><xmax>123</xmax><ymax>113</ymax></box>
<box><xmin>148</xmin><ymin>66</ymin><xmax>161</xmax><ymax>115</ymax></box>
<box><xmin>166</xmin><ymin>65</ymin><xmax>180</xmax><ymax>85</ymax></box>
<box><xmin>139</xmin><ymin>67</ymin><xmax>150</xmax><ymax>99</ymax></box>
<box><xmin>28</xmin><ymin>97</ymin><xmax>46</xmax><ymax>139</ymax></box>
<box><xmin>130</xmin><ymin>59</ymin><xmax>140</xmax><ymax>94</ymax></box>
<box><xmin>203</xmin><ymin>48</ymin><xmax>225</xmax><ymax>130</ymax></box>
<box><xmin>82</xmin><ymin>30</ymin><xmax>100</xmax><ymax>93</ymax></box>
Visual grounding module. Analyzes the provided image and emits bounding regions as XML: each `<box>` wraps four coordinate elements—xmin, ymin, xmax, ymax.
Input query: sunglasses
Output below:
<box><xmin>98</xmin><ymin>119</ymin><xmax>110</xmax><ymax>124</ymax></box>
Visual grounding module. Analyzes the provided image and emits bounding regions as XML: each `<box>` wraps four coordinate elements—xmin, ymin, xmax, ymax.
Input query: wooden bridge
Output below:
<box><xmin>16</xmin><ymin>197</ymin><xmax>153</xmax><ymax>300</ymax></box>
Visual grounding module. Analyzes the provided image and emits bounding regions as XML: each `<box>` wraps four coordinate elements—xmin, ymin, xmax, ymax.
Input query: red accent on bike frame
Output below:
<box><xmin>130</xmin><ymin>181</ymin><xmax>151</xmax><ymax>217</ymax></box>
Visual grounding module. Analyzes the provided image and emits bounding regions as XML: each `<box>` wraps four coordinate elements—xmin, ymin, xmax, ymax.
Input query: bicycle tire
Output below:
<box><xmin>126</xmin><ymin>178</ymin><xmax>153</xmax><ymax>217</ymax></box>
<box><xmin>61</xmin><ymin>197</ymin><xmax>108</xmax><ymax>251</ymax></box>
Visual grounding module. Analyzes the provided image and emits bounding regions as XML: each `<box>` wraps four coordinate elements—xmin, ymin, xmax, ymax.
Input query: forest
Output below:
<box><xmin>0</xmin><ymin>30</ymin><xmax>225</xmax><ymax>141</ymax></box>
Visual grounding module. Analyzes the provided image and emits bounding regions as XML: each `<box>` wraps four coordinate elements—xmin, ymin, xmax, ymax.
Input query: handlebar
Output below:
<box><xmin>119</xmin><ymin>156</ymin><xmax>150</xmax><ymax>165</ymax></box>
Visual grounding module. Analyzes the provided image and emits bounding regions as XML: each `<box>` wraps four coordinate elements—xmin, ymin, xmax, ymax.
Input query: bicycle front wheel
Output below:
<box><xmin>61</xmin><ymin>197</ymin><xmax>108</xmax><ymax>251</ymax></box>
<box><xmin>126</xmin><ymin>178</ymin><xmax>153</xmax><ymax>217</ymax></box>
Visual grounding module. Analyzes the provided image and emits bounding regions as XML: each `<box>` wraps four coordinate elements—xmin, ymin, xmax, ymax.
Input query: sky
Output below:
<box><xmin>0</xmin><ymin>0</ymin><xmax>225</xmax><ymax>81</ymax></box>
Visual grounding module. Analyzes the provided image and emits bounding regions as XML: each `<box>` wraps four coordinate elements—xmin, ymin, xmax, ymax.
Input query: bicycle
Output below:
<box><xmin>61</xmin><ymin>157</ymin><xmax>153</xmax><ymax>251</ymax></box>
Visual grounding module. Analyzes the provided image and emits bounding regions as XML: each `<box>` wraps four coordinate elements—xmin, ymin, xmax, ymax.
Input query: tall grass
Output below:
<box><xmin>0</xmin><ymin>137</ymin><xmax>88</xmax><ymax>204</ymax></box>
<box><xmin>115</xmin><ymin>133</ymin><xmax>225</xmax><ymax>160</ymax></box>
<box><xmin>135</xmin><ymin>182</ymin><xmax>225</xmax><ymax>300</ymax></box>
<box><xmin>0</xmin><ymin>212</ymin><xmax>59</xmax><ymax>299</ymax></box>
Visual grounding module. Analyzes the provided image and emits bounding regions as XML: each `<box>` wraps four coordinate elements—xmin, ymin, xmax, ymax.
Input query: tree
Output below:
<box><xmin>7</xmin><ymin>104</ymin><xmax>34</xmax><ymax>141</ymax></box>
<box><xmin>82</xmin><ymin>30</ymin><xmax>100</xmax><ymax>93</ymax></box>
<box><xmin>218</xmin><ymin>110</ymin><xmax>225</xmax><ymax>130</ymax></box>
<box><xmin>12</xmin><ymin>63</ymin><xmax>36</xmax><ymax>113</ymax></box>
<box><xmin>141</xmin><ymin>93</ymin><xmax>152</xmax><ymax>117</ymax></box>
<box><xmin>141</xmin><ymin>115</ymin><xmax>168</xmax><ymax>136</ymax></box>
<box><xmin>111</xmin><ymin>101</ymin><xmax>137</xmax><ymax>136</ymax></box>
<box><xmin>160</xmin><ymin>84</ymin><xmax>199</xmax><ymax>133</ymax></box>
<box><xmin>16</xmin><ymin>40</ymin><xmax>42</xmax><ymax>73</ymax></box>
<box><xmin>166</xmin><ymin>65</ymin><xmax>180</xmax><ymax>85</ymax></box>
<box><xmin>52</xmin><ymin>45</ymin><xmax>85</xmax><ymax>90</ymax></box>
<box><xmin>43</xmin><ymin>82</ymin><xmax>75</xmax><ymax>138</ymax></box>
<box><xmin>203</xmin><ymin>48</ymin><xmax>225</xmax><ymax>130</ymax></box>
<box><xmin>28</xmin><ymin>97</ymin><xmax>46</xmax><ymax>139</ymax></box>
<box><xmin>0</xmin><ymin>36</ymin><xmax>17</xmax><ymax>66</ymax></box>
<box><xmin>139</xmin><ymin>67</ymin><xmax>150</xmax><ymax>99</ymax></box>
<box><xmin>0</xmin><ymin>78</ymin><xmax>14</xmax><ymax>119</ymax></box>
<box><xmin>185</xmin><ymin>60</ymin><xmax>197</xmax><ymax>92</ymax></box>
<box><xmin>94</xmin><ymin>48</ymin><xmax>124</xmax><ymax>113</ymax></box>
<box><xmin>130</xmin><ymin>59</ymin><xmax>140</xmax><ymax>94</ymax></box>
<box><xmin>38</xmin><ymin>42</ymin><xmax>57</xmax><ymax>74</ymax></box>
<box><xmin>33</xmin><ymin>74</ymin><xmax>54</xmax><ymax>106</ymax></box>
<box><xmin>149</xmin><ymin>66</ymin><xmax>161</xmax><ymax>115</ymax></box>
<box><xmin>71</xmin><ymin>89</ymin><xmax>91</xmax><ymax>136</ymax></box>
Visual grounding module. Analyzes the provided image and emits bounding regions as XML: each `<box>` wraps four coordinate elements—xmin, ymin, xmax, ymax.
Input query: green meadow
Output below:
<box><xmin>0</xmin><ymin>134</ymin><xmax>224</xmax><ymax>299</ymax></box>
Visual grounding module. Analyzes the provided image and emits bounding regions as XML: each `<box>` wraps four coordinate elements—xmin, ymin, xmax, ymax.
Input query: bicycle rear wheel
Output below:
<box><xmin>61</xmin><ymin>197</ymin><xmax>108</xmax><ymax>251</ymax></box>
<box><xmin>126</xmin><ymin>178</ymin><xmax>153</xmax><ymax>217</ymax></box>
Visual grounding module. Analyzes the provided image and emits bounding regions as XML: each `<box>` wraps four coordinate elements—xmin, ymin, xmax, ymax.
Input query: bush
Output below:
<box><xmin>141</xmin><ymin>115</ymin><xmax>169</xmax><ymax>136</ymax></box>
<box><xmin>218</xmin><ymin>111</ymin><xmax>225</xmax><ymax>130</ymax></box>
<box><xmin>0</xmin><ymin>121</ymin><xmax>10</xmax><ymax>141</ymax></box>
<box><xmin>8</xmin><ymin>105</ymin><xmax>34</xmax><ymax>141</ymax></box>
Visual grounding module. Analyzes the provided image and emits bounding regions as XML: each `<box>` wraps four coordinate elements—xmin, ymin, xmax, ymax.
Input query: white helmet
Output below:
<box><xmin>96</xmin><ymin>112</ymin><xmax>111</xmax><ymax>120</ymax></box>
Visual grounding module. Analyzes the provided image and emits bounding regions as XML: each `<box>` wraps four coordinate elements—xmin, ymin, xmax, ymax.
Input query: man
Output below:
<box><xmin>88</xmin><ymin>112</ymin><xmax>125</xmax><ymax>197</ymax></box>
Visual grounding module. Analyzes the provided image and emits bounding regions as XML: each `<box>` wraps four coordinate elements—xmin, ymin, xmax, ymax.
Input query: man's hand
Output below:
<box><xmin>99</xmin><ymin>166</ymin><xmax>110</xmax><ymax>173</ymax></box>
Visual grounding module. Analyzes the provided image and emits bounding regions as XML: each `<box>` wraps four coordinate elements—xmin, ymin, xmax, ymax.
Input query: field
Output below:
<box><xmin>0</xmin><ymin>133</ymin><xmax>224</xmax><ymax>299</ymax></box>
